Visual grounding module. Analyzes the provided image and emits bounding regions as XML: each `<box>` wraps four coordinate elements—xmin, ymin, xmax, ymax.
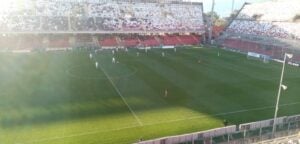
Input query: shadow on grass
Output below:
<box><xmin>1</xmin><ymin>48</ymin><xmax>300</xmax><ymax>129</ymax></box>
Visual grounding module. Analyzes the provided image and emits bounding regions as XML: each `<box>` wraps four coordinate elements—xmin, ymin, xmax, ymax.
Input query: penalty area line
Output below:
<box><xmin>98</xmin><ymin>63</ymin><xmax>143</xmax><ymax>126</ymax></box>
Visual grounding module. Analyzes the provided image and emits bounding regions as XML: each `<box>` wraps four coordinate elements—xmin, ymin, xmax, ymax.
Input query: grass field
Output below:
<box><xmin>1</xmin><ymin>47</ymin><xmax>300</xmax><ymax>144</ymax></box>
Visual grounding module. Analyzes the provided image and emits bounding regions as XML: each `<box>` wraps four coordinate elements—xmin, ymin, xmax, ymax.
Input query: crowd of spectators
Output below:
<box><xmin>226</xmin><ymin>0</ymin><xmax>300</xmax><ymax>40</ymax></box>
<box><xmin>237</xmin><ymin>0</ymin><xmax>300</xmax><ymax>21</ymax></box>
<box><xmin>227</xmin><ymin>20</ymin><xmax>291</xmax><ymax>39</ymax></box>
<box><xmin>0</xmin><ymin>0</ymin><xmax>204</xmax><ymax>32</ymax></box>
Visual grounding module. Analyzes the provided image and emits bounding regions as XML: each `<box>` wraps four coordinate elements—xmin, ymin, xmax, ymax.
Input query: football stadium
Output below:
<box><xmin>0</xmin><ymin>0</ymin><xmax>300</xmax><ymax>144</ymax></box>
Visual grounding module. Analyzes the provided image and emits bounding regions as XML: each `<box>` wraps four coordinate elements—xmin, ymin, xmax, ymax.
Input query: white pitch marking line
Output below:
<box><xmin>27</xmin><ymin>124</ymin><xmax>140</xmax><ymax>144</ymax></box>
<box><xmin>98</xmin><ymin>63</ymin><xmax>143</xmax><ymax>126</ymax></box>
<box><xmin>25</xmin><ymin>101</ymin><xmax>300</xmax><ymax>144</ymax></box>
<box><xmin>143</xmin><ymin>102</ymin><xmax>300</xmax><ymax>126</ymax></box>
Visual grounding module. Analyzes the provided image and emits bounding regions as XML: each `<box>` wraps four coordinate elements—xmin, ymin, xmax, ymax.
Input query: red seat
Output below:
<box><xmin>140</xmin><ymin>36</ymin><xmax>160</xmax><ymax>47</ymax></box>
<box><xmin>178</xmin><ymin>35</ymin><xmax>199</xmax><ymax>45</ymax></box>
<box><xmin>161</xmin><ymin>35</ymin><xmax>181</xmax><ymax>46</ymax></box>
<box><xmin>99</xmin><ymin>37</ymin><xmax>118</xmax><ymax>47</ymax></box>
<box><xmin>122</xmin><ymin>38</ymin><xmax>140</xmax><ymax>47</ymax></box>
<box><xmin>49</xmin><ymin>37</ymin><xmax>70</xmax><ymax>48</ymax></box>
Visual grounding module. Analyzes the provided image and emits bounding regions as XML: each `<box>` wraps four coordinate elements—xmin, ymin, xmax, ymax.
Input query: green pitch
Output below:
<box><xmin>1</xmin><ymin>47</ymin><xmax>300</xmax><ymax>144</ymax></box>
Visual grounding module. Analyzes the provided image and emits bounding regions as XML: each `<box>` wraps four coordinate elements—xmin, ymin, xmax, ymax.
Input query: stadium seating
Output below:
<box><xmin>42</xmin><ymin>17</ymin><xmax>69</xmax><ymax>31</ymax></box>
<box><xmin>236</xmin><ymin>0</ymin><xmax>300</xmax><ymax>21</ymax></box>
<box><xmin>48</xmin><ymin>36</ymin><xmax>70</xmax><ymax>48</ymax></box>
<box><xmin>0</xmin><ymin>1</ymin><xmax>204</xmax><ymax>49</ymax></box>
<box><xmin>222</xmin><ymin>38</ymin><xmax>300</xmax><ymax>62</ymax></box>
<box><xmin>99</xmin><ymin>37</ymin><xmax>119</xmax><ymax>47</ymax></box>
<box><xmin>225</xmin><ymin>0</ymin><xmax>300</xmax><ymax>39</ymax></box>
<box><xmin>160</xmin><ymin>35</ymin><xmax>181</xmax><ymax>46</ymax></box>
<box><xmin>221</xmin><ymin>0</ymin><xmax>300</xmax><ymax>64</ymax></box>
<box><xmin>121</xmin><ymin>36</ymin><xmax>140</xmax><ymax>47</ymax></box>
<box><xmin>0</xmin><ymin>34</ymin><xmax>201</xmax><ymax>50</ymax></box>
<box><xmin>0</xmin><ymin>0</ymin><xmax>204</xmax><ymax>32</ymax></box>
<box><xmin>140</xmin><ymin>36</ymin><xmax>160</xmax><ymax>47</ymax></box>
<box><xmin>227</xmin><ymin>20</ymin><xmax>291</xmax><ymax>39</ymax></box>
<box><xmin>75</xmin><ymin>35</ymin><xmax>93</xmax><ymax>43</ymax></box>
<box><xmin>292</xmin><ymin>55</ymin><xmax>300</xmax><ymax>62</ymax></box>
<box><xmin>0</xmin><ymin>35</ymin><xmax>19</xmax><ymax>49</ymax></box>
<box><xmin>177</xmin><ymin>35</ymin><xmax>200</xmax><ymax>45</ymax></box>
<box><xmin>20</xmin><ymin>36</ymin><xmax>43</xmax><ymax>49</ymax></box>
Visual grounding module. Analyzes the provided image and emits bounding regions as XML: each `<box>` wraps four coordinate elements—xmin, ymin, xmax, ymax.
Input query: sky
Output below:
<box><xmin>183</xmin><ymin>0</ymin><xmax>270</xmax><ymax>17</ymax></box>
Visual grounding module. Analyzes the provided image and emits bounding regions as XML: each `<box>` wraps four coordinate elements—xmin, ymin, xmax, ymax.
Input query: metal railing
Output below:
<box><xmin>136</xmin><ymin>114</ymin><xmax>300</xmax><ymax>144</ymax></box>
